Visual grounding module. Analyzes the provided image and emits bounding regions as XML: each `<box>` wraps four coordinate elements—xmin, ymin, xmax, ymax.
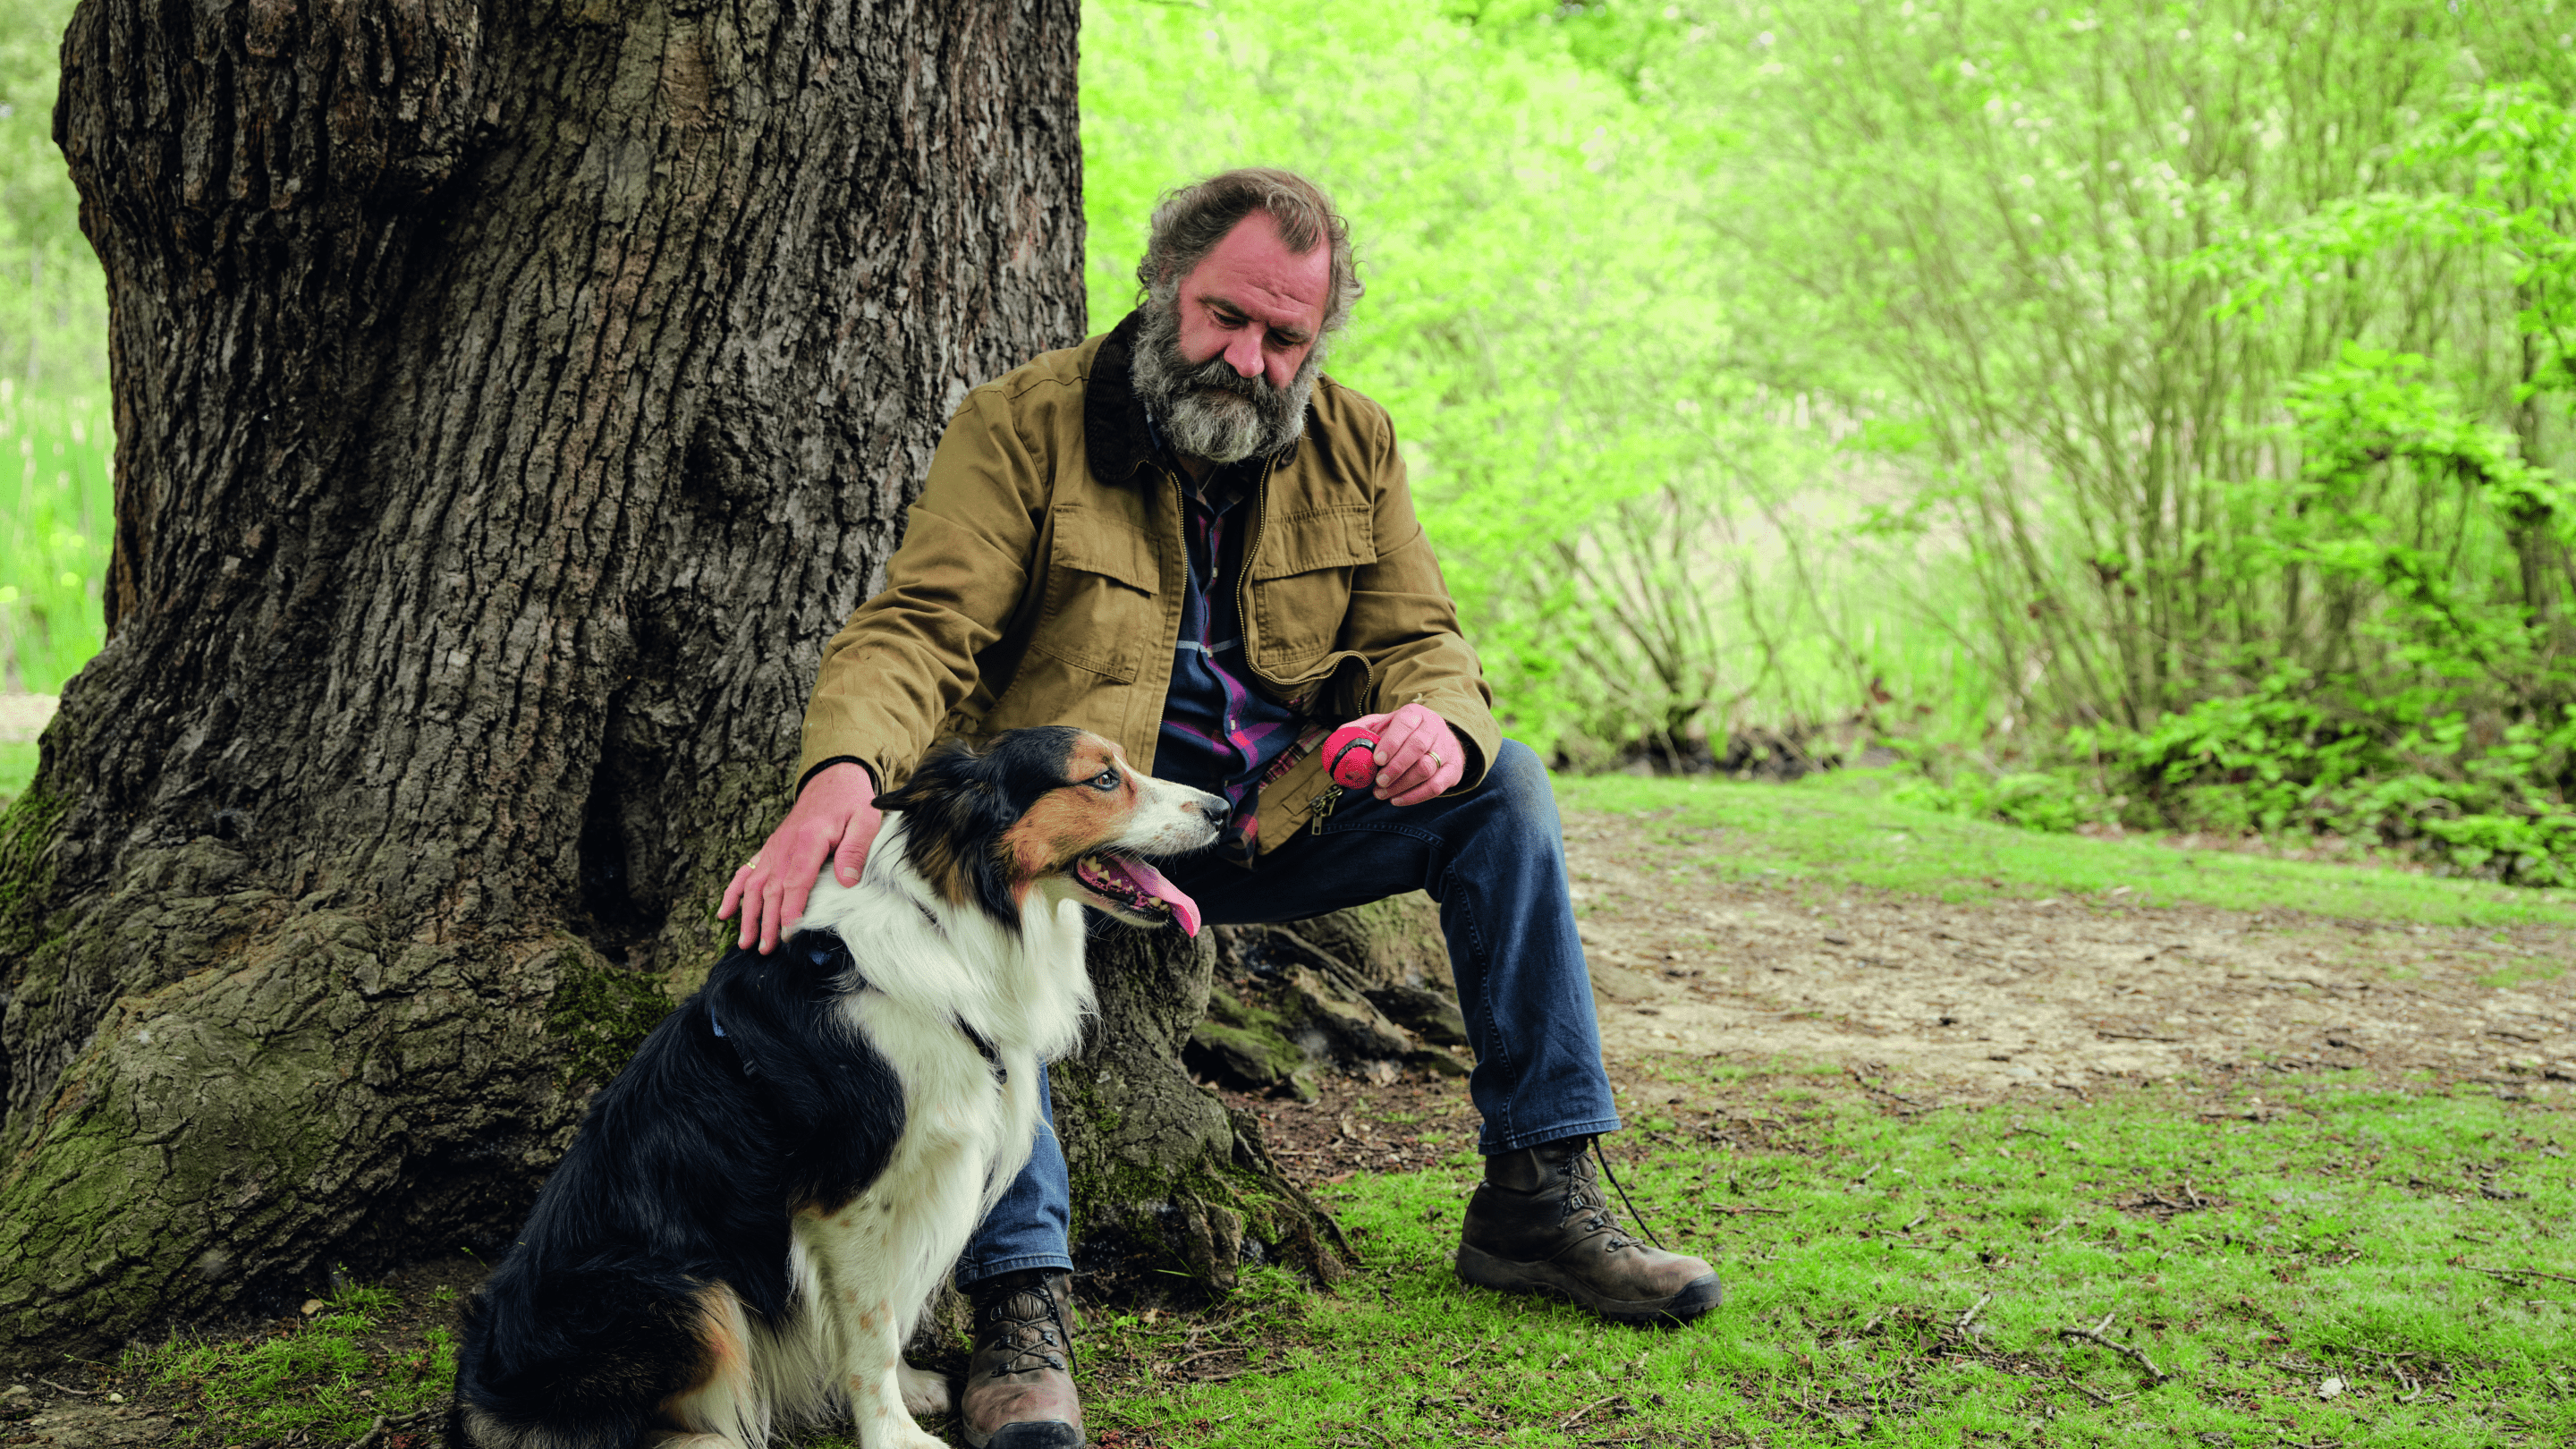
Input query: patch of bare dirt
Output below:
<box><xmin>1217</xmin><ymin>804</ymin><xmax>2576</xmax><ymax>1191</ymax></box>
<box><xmin>1560</xmin><ymin>807</ymin><xmax>2576</xmax><ymax>1097</ymax></box>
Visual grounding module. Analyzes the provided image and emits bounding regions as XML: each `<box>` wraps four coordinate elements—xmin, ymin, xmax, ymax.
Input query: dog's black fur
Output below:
<box><xmin>449</xmin><ymin>727</ymin><xmax>1139</xmax><ymax>1449</ymax></box>
<box><xmin>449</xmin><ymin>933</ymin><xmax>903</xmax><ymax>1446</ymax></box>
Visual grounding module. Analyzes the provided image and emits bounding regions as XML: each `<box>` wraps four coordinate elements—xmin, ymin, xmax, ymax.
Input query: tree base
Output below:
<box><xmin>1053</xmin><ymin>926</ymin><xmax>1350</xmax><ymax>1296</ymax></box>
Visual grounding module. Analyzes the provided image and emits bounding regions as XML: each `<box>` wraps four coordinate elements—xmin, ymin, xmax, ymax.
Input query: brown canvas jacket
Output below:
<box><xmin>797</xmin><ymin>311</ymin><xmax>1499</xmax><ymax>858</ymax></box>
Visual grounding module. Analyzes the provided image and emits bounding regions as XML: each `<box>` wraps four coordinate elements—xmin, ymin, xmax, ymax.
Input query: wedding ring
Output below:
<box><xmin>1427</xmin><ymin>749</ymin><xmax>1445</xmax><ymax>771</ymax></box>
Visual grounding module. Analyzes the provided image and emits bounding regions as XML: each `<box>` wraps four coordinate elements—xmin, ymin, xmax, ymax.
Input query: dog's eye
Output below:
<box><xmin>1089</xmin><ymin>769</ymin><xmax>1120</xmax><ymax>792</ymax></box>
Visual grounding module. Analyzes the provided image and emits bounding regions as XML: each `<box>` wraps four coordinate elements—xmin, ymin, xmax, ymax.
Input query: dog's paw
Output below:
<box><xmin>895</xmin><ymin>1361</ymin><xmax>951</xmax><ymax>1417</ymax></box>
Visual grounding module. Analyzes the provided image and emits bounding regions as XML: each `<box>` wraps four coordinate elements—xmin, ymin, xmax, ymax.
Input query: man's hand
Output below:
<box><xmin>1348</xmin><ymin>702</ymin><xmax>1466</xmax><ymax>807</ymax></box>
<box><xmin>718</xmin><ymin>761</ymin><xmax>881</xmax><ymax>954</ymax></box>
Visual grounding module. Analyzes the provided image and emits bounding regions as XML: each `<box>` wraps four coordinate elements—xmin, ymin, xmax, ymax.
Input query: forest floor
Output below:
<box><xmin>4</xmin><ymin>772</ymin><xmax>2572</xmax><ymax>1446</ymax></box>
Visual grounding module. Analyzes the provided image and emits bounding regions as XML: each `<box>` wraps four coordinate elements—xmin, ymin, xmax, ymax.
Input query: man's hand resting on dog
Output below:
<box><xmin>1351</xmin><ymin>701</ymin><xmax>1468</xmax><ymax>806</ymax></box>
<box><xmin>720</xmin><ymin>761</ymin><xmax>880</xmax><ymax>954</ymax></box>
<box><xmin>723</xmin><ymin>708</ymin><xmax>1453</xmax><ymax>952</ymax></box>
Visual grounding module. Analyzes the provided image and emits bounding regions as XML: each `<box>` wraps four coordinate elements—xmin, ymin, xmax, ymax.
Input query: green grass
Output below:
<box><xmin>0</xmin><ymin>386</ymin><xmax>113</xmax><ymax>693</ymax></box>
<box><xmin>1556</xmin><ymin>769</ymin><xmax>2576</xmax><ymax>929</ymax></box>
<box><xmin>1067</xmin><ymin>1078</ymin><xmax>2572</xmax><ymax>1447</ymax></box>
<box><xmin>123</xmin><ymin>1279</ymin><xmax>455</xmax><ymax>1441</ymax></box>
<box><xmin>111</xmin><ymin>1080</ymin><xmax>2572</xmax><ymax>1447</ymax></box>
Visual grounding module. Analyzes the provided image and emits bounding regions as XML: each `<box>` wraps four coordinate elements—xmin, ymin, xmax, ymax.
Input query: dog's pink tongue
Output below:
<box><xmin>1107</xmin><ymin>858</ymin><xmax>1202</xmax><ymax>936</ymax></box>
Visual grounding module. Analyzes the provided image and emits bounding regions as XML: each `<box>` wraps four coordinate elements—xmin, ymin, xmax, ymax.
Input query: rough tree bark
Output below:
<box><xmin>1053</xmin><ymin>928</ymin><xmax>1351</xmax><ymax>1295</ymax></box>
<box><xmin>0</xmin><ymin>0</ymin><xmax>1111</xmax><ymax>1362</ymax></box>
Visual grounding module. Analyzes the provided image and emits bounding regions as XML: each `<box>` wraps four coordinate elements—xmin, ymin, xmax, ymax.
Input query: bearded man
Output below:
<box><xmin>720</xmin><ymin>168</ymin><xmax>1717</xmax><ymax>1449</ymax></box>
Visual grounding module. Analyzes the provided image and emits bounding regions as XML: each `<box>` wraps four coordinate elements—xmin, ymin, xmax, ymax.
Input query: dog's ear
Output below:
<box><xmin>872</xmin><ymin>738</ymin><xmax>1036</xmax><ymax>926</ymax></box>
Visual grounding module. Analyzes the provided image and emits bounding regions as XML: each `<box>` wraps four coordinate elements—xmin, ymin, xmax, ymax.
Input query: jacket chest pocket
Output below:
<box><xmin>1250</xmin><ymin>503</ymin><xmax>1376</xmax><ymax>674</ymax></box>
<box><xmin>1030</xmin><ymin>505</ymin><xmax>1162</xmax><ymax>682</ymax></box>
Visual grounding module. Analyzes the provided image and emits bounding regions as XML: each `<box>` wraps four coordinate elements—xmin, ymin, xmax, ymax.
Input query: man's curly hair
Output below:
<box><xmin>1134</xmin><ymin>167</ymin><xmax>1363</xmax><ymax>335</ymax></box>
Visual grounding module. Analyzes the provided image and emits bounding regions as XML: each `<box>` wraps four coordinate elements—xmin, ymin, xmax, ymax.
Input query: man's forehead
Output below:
<box><xmin>1183</xmin><ymin>211</ymin><xmax>1328</xmax><ymax>332</ymax></box>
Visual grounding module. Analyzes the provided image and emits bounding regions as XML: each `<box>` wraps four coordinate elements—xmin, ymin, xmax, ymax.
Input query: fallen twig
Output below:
<box><xmin>2466</xmin><ymin>1265</ymin><xmax>2576</xmax><ymax>1286</ymax></box>
<box><xmin>1957</xmin><ymin>1292</ymin><xmax>1994</xmax><ymax>1330</ymax></box>
<box><xmin>2063</xmin><ymin>1379</ymin><xmax>2133</xmax><ymax>1407</ymax></box>
<box><xmin>2057</xmin><ymin>1312</ymin><xmax>2174</xmax><ymax>1384</ymax></box>
<box><xmin>349</xmin><ymin>1407</ymin><xmax>441</xmax><ymax>1449</ymax></box>
<box><xmin>2038</xmin><ymin>1216</ymin><xmax>2074</xmax><ymax>1241</ymax></box>
<box><xmin>1902</xmin><ymin>1212</ymin><xmax>1928</xmax><ymax>1233</ymax></box>
<box><xmin>37</xmin><ymin>1377</ymin><xmax>97</xmax><ymax>1399</ymax></box>
<box><xmin>1559</xmin><ymin>1394</ymin><xmax>1623</xmax><ymax>1430</ymax></box>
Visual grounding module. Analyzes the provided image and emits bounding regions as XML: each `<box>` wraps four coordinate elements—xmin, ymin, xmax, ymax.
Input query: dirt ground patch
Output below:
<box><xmin>1563</xmin><ymin>805</ymin><xmax>2576</xmax><ymax>1097</ymax></box>
<box><xmin>1224</xmin><ymin>803</ymin><xmax>2576</xmax><ymax>1187</ymax></box>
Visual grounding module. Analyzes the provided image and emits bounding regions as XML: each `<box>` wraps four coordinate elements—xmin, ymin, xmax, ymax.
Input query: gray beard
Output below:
<box><xmin>1130</xmin><ymin>296</ymin><xmax>1323</xmax><ymax>465</ymax></box>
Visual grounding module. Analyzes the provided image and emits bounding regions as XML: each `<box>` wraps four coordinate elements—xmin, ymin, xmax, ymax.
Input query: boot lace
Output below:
<box><xmin>977</xmin><ymin>1277</ymin><xmax>1072</xmax><ymax>1375</ymax></box>
<box><xmin>1557</xmin><ymin>1140</ymin><xmax>1670</xmax><ymax>1253</ymax></box>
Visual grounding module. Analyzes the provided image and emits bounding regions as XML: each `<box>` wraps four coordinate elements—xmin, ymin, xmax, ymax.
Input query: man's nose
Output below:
<box><xmin>1223</xmin><ymin>329</ymin><xmax>1265</xmax><ymax>377</ymax></box>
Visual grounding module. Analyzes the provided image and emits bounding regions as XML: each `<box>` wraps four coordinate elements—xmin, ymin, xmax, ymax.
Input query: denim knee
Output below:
<box><xmin>1481</xmin><ymin>739</ymin><xmax>1557</xmax><ymax>822</ymax></box>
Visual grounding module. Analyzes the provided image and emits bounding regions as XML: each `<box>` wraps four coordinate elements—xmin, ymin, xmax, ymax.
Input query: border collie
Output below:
<box><xmin>451</xmin><ymin>727</ymin><xmax>1224</xmax><ymax>1449</ymax></box>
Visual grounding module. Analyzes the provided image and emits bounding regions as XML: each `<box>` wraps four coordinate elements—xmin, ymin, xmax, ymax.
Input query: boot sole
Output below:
<box><xmin>966</xmin><ymin>1422</ymin><xmax>1084</xmax><ymax>1449</ymax></box>
<box><xmin>1454</xmin><ymin>1244</ymin><xmax>1724</xmax><ymax>1326</ymax></box>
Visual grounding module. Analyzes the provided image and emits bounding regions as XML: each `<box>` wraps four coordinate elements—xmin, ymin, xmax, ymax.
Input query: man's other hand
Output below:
<box><xmin>1350</xmin><ymin>702</ymin><xmax>1466</xmax><ymax>807</ymax></box>
<box><xmin>718</xmin><ymin>761</ymin><xmax>882</xmax><ymax>953</ymax></box>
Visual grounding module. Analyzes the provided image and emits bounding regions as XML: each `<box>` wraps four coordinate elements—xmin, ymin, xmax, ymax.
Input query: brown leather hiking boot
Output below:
<box><xmin>961</xmin><ymin>1268</ymin><xmax>1085</xmax><ymax>1448</ymax></box>
<box><xmin>1456</xmin><ymin>1136</ymin><xmax>1723</xmax><ymax>1326</ymax></box>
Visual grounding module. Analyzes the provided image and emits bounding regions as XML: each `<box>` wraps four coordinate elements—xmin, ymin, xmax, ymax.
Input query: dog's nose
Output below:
<box><xmin>1192</xmin><ymin>790</ymin><xmax>1228</xmax><ymax>819</ymax></box>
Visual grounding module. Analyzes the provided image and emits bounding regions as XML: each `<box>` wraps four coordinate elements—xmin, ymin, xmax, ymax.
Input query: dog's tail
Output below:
<box><xmin>450</xmin><ymin>1266</ymin><xmax>760</xmax><ymax>1449</ymax></box>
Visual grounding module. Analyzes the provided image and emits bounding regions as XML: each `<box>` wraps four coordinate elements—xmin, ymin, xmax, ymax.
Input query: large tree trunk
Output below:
<box><xmin>0</xmin><ymin>0</ymin><xmax>1089</xmax><ymax>1363</ymax></box>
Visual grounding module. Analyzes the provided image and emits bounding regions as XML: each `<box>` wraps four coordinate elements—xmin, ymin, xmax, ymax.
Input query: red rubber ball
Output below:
<box><xmin>1323</xmin><ymin>724</ymin><xmax>1381</xmax><ymax>789</ymax></box>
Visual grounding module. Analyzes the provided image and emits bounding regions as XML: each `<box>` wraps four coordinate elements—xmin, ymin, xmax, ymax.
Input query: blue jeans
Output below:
<box><xmin>954</xmin><ymin>739</ymin><xmax>1620</xmax><ymax>1287</ymax></box>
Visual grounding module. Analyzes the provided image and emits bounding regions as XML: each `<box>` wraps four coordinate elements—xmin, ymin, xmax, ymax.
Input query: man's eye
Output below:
<box><xmin>1090</xmin><ymin>770</ymin><xmax>1121</xmax><ymax>791</ymax></box>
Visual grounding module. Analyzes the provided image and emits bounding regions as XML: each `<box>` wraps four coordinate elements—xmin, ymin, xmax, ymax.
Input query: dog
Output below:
<box><xmin>451</xmin><ymin>727</ymin><xmax>1224</xmax><ymax>1449</ymax></box>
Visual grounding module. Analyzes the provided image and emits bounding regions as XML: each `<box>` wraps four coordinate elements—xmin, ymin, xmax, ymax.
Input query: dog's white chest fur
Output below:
<box><xmin>705</xmin><ymin>828</ymin><xmax>1094</xmax><ymax>1448</ymax></box>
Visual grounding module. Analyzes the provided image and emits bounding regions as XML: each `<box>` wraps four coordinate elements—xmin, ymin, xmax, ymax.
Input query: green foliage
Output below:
<box><xmin>0</xmin><ymin>0</ymin><xmax>102</xmax><ymax>394</ymax></box>
<box><xmin>0</xmin><ymin>386</ymin><xmax>112</xmax><ymax>691</ymax></box>
<box><xmin>0</xmin><ymin>737</ymin><xmax>33</xmax><ymax>798</ymax></box>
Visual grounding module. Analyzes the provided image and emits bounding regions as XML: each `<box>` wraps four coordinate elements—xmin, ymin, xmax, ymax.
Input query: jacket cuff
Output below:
<box><xmin>796</xmin><ymin>756</ymin><xmax>880</xmax><ymax>799</ymax></box>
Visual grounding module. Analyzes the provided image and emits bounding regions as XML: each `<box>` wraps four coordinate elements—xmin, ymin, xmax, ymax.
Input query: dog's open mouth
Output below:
<box><xmin>1073</xmin><ymin>853</ymin><xmax>1203</xmax><ymax>936</ymax></box>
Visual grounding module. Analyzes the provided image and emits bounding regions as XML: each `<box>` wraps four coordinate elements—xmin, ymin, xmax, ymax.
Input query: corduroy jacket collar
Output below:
<box><xmin>1086</xmin><ymin>309</ymin><xmax>1304</xmax><ymax>489</ymax></box>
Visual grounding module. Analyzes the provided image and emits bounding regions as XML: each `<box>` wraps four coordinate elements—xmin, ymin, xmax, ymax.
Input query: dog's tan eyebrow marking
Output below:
<box><xmin>1000</xmin><ymin>733</ymin><xmax>1138</xmax><ymax>893</ymax></box>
